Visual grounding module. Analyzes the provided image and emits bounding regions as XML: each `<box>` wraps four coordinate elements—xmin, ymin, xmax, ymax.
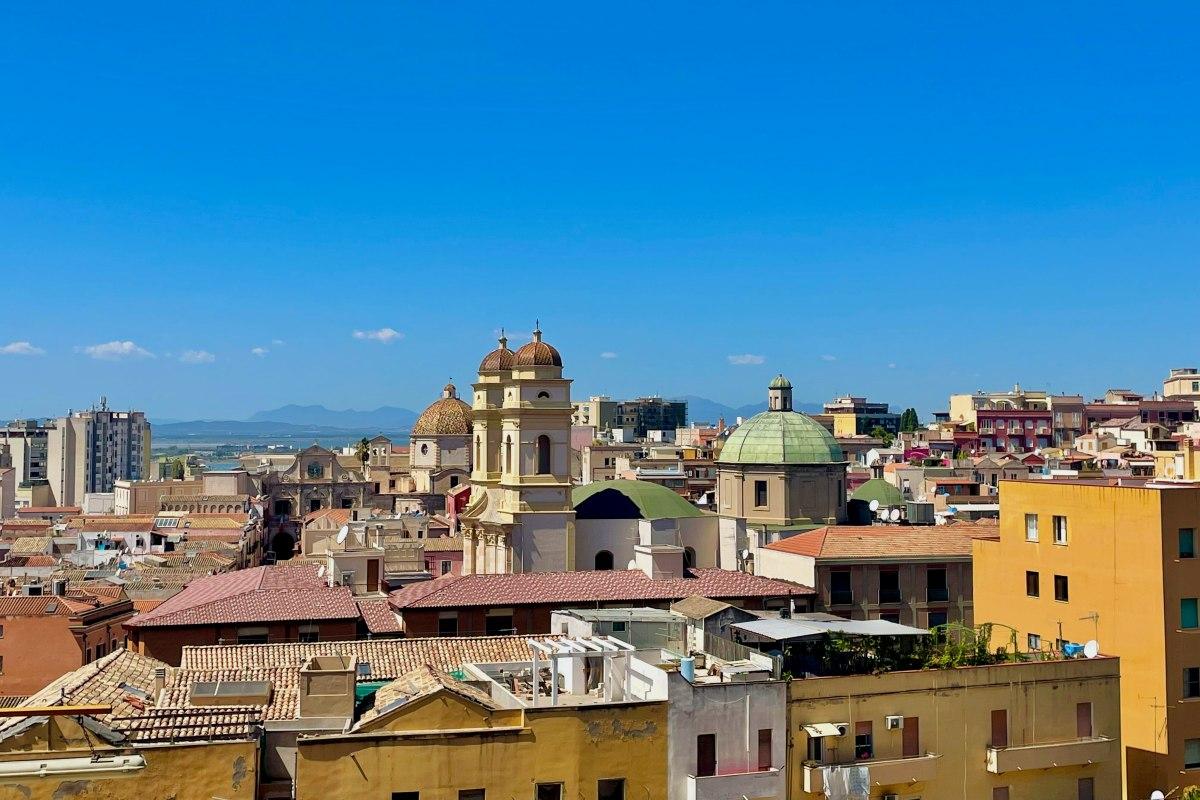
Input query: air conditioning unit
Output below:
<box><xmin>885</xmin><ymin>715</ymin><xmax>904</xmax><ymax>730</ymax></box>
<box><xmin>882</xmin><ymin>794</ymin><xmax>899</xmax><ymax>800</ymax></box>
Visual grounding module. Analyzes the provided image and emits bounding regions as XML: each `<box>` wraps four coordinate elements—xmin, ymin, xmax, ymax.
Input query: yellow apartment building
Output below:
<box><xmin>790</xmin><ymin>655</ymin><xmax>1122</xmax><ymax>800</ymax></box>
<box><xmin>974</xmin><ymin>480</ymin><xmax>1200</xmax><ymax>798</ymax></box>
<box><xmin>295</xmin><ymin>665</ymin><xmax>668</xmax><ymax>800</ymax></box>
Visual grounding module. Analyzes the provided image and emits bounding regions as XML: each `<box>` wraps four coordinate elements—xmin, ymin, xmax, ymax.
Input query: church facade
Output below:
<box><xmin>459</xmin><ymin>328</ymin><xmax>576</xmax><ymax>574</ymax></box>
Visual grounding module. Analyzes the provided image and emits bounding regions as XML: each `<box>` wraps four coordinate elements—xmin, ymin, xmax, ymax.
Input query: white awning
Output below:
<box><xmin>732</xmin><ymin>617</ymin><xmax>928</xmax><ymax>642</ymax></box>
<box><xmin>802</xmin><ymin>722</ymin><xmax>845</xmax><ymax>738</ymax></box>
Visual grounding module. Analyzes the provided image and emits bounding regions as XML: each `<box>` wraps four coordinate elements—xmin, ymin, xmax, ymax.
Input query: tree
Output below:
<box><xmin>354</xmin><ymin>437</ymin><xmax>371</xmax><ymax>466</ymax></box>
<box><xmin>170</xmin><ymin>458</ymin><xmax>186</xmax><ymax>480</ymax></box>
<box><xmin>870</xmin><ymin>425</ymin><xmax>895</xmax><ymax>447</ymax></box>
<box><xmin>899</xmin><ymin>408</ymin><xmax>920</xmax><ymax>432</ymax></box>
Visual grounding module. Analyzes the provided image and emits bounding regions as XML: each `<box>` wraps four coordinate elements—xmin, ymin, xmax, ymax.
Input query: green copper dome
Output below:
<box><xmin>850</xmin><ymin>478</ymin><xmax>903</xmax><ymax>506</ymax></box>
<box><xmin>718</xmin><ymin>410</ymin><xmax>844</xmax><ymax>465</ymax></box>
<box><xmin>768</xmin><ymin>374</ymin><xmax>793</xmax><ymax>389</ymax></box>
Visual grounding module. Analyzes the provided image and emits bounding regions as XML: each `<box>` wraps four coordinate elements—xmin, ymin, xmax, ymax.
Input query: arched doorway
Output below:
<box><xmin>536</xmin><ymin>435</ymin><xmax>551</xmax><ymax>474</ymax></box>
<box><xmin>595</xmin><ymin>550</ymin><xmax>614</xmax><ymax>570</ymax></box>
<box><xmin>271</xmin><ymin>531</ymin><xmax>296</xmax><ymax>561</ymax></box>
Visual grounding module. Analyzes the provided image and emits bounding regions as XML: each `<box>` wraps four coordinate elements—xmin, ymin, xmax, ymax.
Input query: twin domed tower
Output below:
<box><xmin>458</xmin><ymin>326</ymin><xmax>575</xmax><ymax>575</ymax></box>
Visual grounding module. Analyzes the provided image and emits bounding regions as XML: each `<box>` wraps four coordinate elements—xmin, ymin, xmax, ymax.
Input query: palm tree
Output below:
<box><xmin>354</xmin><ymin>437</ymin><xmax>371</xmax><ymax>466</ymax></box>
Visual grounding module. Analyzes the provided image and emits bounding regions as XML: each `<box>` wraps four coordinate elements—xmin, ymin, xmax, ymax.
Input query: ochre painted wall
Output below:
<box><xmin>296</xmin><ymin>701</ymin><xmax>667</xmax><ymax>800</ymax></box>
<box><xmin>973</xmin><ymin>480</ymin><xmax>1188</xmax><ymax>797</ymax></box>
<box><xmin>789</xmin><ymin>657</ymin><xmax>1123</xmax><ymax>800</ymax></box>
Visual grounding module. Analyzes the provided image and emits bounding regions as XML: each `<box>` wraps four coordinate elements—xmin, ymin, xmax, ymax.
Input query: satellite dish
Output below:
<box><xmin>1151</xmin><ymin>791</ymin><xmax>1166</xmax><ymax>800</ymax></box>
<box><xmin>740</xmin><ymin>549</ymin><xmax>751</xmax><ymax>560</ymax></box>
<box><xmin>336</xmin><ymin>525</ymin><xmax>349</xmax><ymax>544</ymax></box>
<box><xmin>889</xmin><ymin>508</ymin><xmax>901</xmax><ymax>522</ymax></box>
<box><xmin>868</xmin><ymin>499</ymin><xmax>881</xmax><ymax>512</ymax></box>
<box><xmin>317</xmin><ymin>565</ymin><xmax>326</xmax><ymax>578</ymax></box>
<box><xmin>626</xmin><ymin>559</ymin><xmax>637</xmax><ymax>570</ymax></box>
<box><xmin>1083</xmin><ymin>640</ymin><xmax>1100</xmax><ymax>659</ymax></box>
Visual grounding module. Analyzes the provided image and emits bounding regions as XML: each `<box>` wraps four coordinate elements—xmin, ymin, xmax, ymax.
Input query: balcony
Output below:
<box><xmin>986</xmin><ymin>736</ymin><xmax>1113</xmax><ymax>773</ymax></box>
<box><xmin>802</xmin><ymin>755</ymin><xmax>939</xmax><ymax>793</ymax></box>
<box><xmin>688</xmin><ymin>768</ymin><xmax>784</xmax><ymax>800</ymax></box>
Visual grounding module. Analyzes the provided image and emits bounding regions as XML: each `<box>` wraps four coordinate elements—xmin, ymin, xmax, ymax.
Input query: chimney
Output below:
<box><xmin>154</xmin><ymin>667</ymin><xmax>166</xmax><ymax>699</ymax></box>
<box><xmin>51</xmin><ymin>579</ymin><xmax>66</xmax><ymax>596</ymax></box>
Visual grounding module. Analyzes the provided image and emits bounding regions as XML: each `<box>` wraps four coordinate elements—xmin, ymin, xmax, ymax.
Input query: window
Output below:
<box><xmin>438</xmin><ymin>614</ymin><xmax>458</xmax><ymax>636</ymax></box>
<box><xmin>392</xmin><ymin>794</ymin><xmax>419</xmax><ymax>800</ymax></box>
<box><xmin>806</xmin><ymin>734</ymin><xmax>823</xmax><ymax>762</ymax></box>
<box><xmin>485</xmin><ymin>613</ymin><xmax>514</xmax><ymax>636</ymax></box>
<box><xmin>926</xmin><ymin>568</ymin><xmax>948</xmax><ymax>602</ymax></box>
<box><xmin>1053</xmin><ymin>515</ymin><xmax>1068</xmax><ymax>545</ymax></box>
<box><xmin>754</xmin><ymin>480</ymin><xmax>768</xmax><ymax>508</ymax></box>
<box><xmin>1078</xmin><ymin>776</ymin><xmax>1094</xmax><ymax>800</ymax></box>
<box><xmin>879</xmin><ymin>612</ymin><xmax>900</xmax><ymax>623</ymax></box>
<box><xmin>1184</xmin><ymin>598</ymin><xmax>1199</xmax><ymax>630</ymax></box>
<box><xmin>993</xmin><ymin>789</ymin><xmax>1010</xmax><ymax>800</ymax></box>
<box><xmin>757</xmin><ymin>728</ymin><xmax>772</xmax><ymax>770</ymax></box>
<box><xmin>830</xmin><ymin>571</ymin><xmax>852</xmax><ymax>605</ymax></box>
<box><xmin>1188</xmin><ymin>738</ymin><xmax>1200</xmax><ymax>769</ymax></box>
<box><xmin>237</xmin><ymin>626</ymin><xmax>269</xmax><ymax>645</ymax></box>
<box><xmin>459</xmin><ymin>791</ymin><xmax>484</xmax><ymax>800</ymax></box>
<box><xmin>1054</xmin><ymin>575</ymin><xmax>1069</xmax><ymax>602</ymax></box>
<box><xmin>1076</xmin><ymin>702</ymin><xmax>1093</xmax><ymax>738</ymax></box>
<box><xmin>696</xmin><ymin>733</ymin><xmax>716</xmax><ymax>777</ymax></box>
<box><xmin>595</xmin><ymin>550</ymin><xmax>614</xmax><ymax>571</ymax></box>
<box><xmin>440</xmin><ymin>560</ymin><xmax>452</xmax><ymax>576</ymax></box>
<box><xmin>597</xmin><ymin>779</ymin><xmax>625</xmax><ymax>800</ymax></box>
<box><xmin>927</xmin><ymin>610</ymin><xmax>947</xmax><ymax>630</ymax></box>
<box><xmin>901</xmin><ymin>716</ymin><xmax>920</xmax><ymax>758</ymax></box>
<box><xmin>1026</xmin><ymin>571</ymin><xmax>1040</xmax><ymax>597</ymax></box>
<box><xmin>0</xmin><ymin>624</ymin><xmax>4</xmax><ymax>638</ymax></box>
<box><xmin>1183</xmin><ymin>529</ymin><xmax>1196</xmax><ymax>559</ymax></box>
<box><xmin>535</xmin><ymin>785</ymin><xmax>562</xmax><ymax>800</ymax></box>
<box><xmin>1186</xmin><ymin>667</ymin><xmax>1200</xmax><ymax>699</ymax></box>
<box><xmin>1025</xmin><ymin>514</ymin><xmax>1039</xmax><ymax>542</ymax></box>
<box><xmin>1027</xmin><ymin>633</ymin><xmax>1041</xmax><ymax>651</ymax></box>
<box><xmin>854</xmin><ymin>721</ymin><xmax>873</xmax><ymax>760</ymax></box>
<box><xmin>611</xmin><ymin>621</ymin><xmax>627</xmax><ymax>633</ymax></box>
<box><xmin>878</xmin><ymin>569</ymin><xmax>901</xmax><ymax>604</ymax></box>
<box><xmin>536</xmin><ymin>435</ymin><xmax>552</xmax><ymax>474</ymax></box>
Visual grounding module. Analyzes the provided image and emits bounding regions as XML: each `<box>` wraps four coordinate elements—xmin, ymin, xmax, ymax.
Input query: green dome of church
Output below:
<box><xmin>717</xmin><ymin>410</ymin><xmax>844</xmax><ymax>465</ymax></box>
<box><xmin>850</xmin><ymin>478</ymin><xmax>904</xmax><ymax>506</ymax></box>
<box><xmin>768</xmin><ymin>374</ymin><xmax>793</xmax><ymax>390</ymax></box>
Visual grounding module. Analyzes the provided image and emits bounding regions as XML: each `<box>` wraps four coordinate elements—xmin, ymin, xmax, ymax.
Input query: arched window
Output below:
<box><xmin>505</xmin><ymin>436</ymin><xmax>513</xmax><ymax>474</ymax></box>
<box><xmin>537</xmin><ymin>390</ymin><xmax>551</xmax><ymax>399</ymax></box>
<box><xmin>474</xmin><ymin>436</ymin><xmax>480</xmax><ymax>466</ymax></box>
<box><xmin>595</xmin><ymin>550</ymin><xmax>614</xmax><ymax>570</ymax></box>
<box><xmin>536</xmin><ymin>435</ymin><xmax>551</xmax><ymax>474</ymax></box>
<box><xmin>684</xmin><ymin>547</ymin><xmax>696</xmax><ymax>569</ymax></box>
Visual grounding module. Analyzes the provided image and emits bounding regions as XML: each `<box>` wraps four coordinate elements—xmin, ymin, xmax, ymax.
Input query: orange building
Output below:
<box><xmin>0</xmin><ymin>583</ymin><xmax>135</xmax><ymax>697</ymax></box>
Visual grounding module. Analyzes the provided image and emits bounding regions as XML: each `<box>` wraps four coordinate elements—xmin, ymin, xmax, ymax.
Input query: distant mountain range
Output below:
<box><xmin>149</xmin><ymin>396</ymin><xmax>823</xmax><ymax>442</ymax></box>
<box><xmin>670</xmin><ymin>395</ymin><xmax>823</xmax><ymax>425</ymax></box>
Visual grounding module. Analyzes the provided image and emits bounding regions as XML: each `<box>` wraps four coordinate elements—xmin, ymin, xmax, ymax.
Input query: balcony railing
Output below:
<box><xmin>802</xmin><ymin>754</ymin><xmax>939</xmax><ymax>793</ymax></box>
<box><xmin>688</xmin><ymin>768</ymin><xmax>783</xmax><ymax>800</ymax></box>
<box><xmin>986</xmin><ymin>736</ymin><xmax>1113</xmax><ymax>773</ymax></box>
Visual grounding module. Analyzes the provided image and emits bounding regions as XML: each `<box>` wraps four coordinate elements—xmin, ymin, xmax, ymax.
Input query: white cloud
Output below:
<box><xmin>888</xmin><ymin>363</ymin><xmax>897</xmax><ymax>369</ymax></box>
<box><xmin>600</xmin><ymin>351</ymin><xmax>618</xmax><ymax>359</ymax></box>
<box><xmin>0</xmin><ymin>341</ymin><xmax>45</xmax><ymax>356</ymax></box>
<box><xmin>78</xmin><ymin>340</ymin><xmax>154</xmax><ymax>360</ymax></box>
<box><xmin>819</xmin><ymin>354</ymin><xmax>837</xmax><ymax>362</ymax></box>
<box><xmin>727</xmin><ymin>354</ymin><xmax>765</xmax><ymax>365</ymax></box>
<box><xmin>271</xmin><ymin>339</ymin><xmax>285</xmax><ymax>346</ymax></box>
<box><xmin>251</xmin><ymin>347</ymin><xmax>269</xmax><ymax>357</ymax></box>
<box><xmin>353</xmin><ymin>327</ymin><xmax>403</xmax><ymax>343</ymax></box>
<box><xmin>179</xmin><ymin>350</ymin><xmax>216</xmax><ymax>364</ymax></box>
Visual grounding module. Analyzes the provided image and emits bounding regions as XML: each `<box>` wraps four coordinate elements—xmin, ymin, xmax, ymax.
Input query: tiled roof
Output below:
<box><xmin>0</xmin><ymin>649</ymin><xmax>167</xmax><ymax>731</ymax></box>
<box><xmin>114</xmin><ymin>706</ymin><xmax>262</xmax><ymax>743</ymax></box>
<box><xmin>421</xmin><ymin>536</ymin><xmax>463</xmax><ymax>553</ymax></box>
<box><xmin>17</xmin><ymin>506</ymin><xmax>80</xmax><ymax>514</ymax></box>
<box><xmin>670</xmin><ymin>595</ymin><xmax>733</xmax><ymax>620</ymax></box>
<box><xmin>303</xmin><ymin>508</ymin><xmax>353</xmax><ymax>527</ymax></box>
<box><xmin>8</xmin><ymin>536</ymin><xmax>52</xmax><ymax>555</ymax></box>
<box><xmin>764</xmin><ymin>524</ymin><xmax>998</xmax><ymax>560</ymax></box>
<box><xmin>126</xmin><ymin>564</ymin><xmax>358</xmax><ymax>628</ymax></box>
<box><xmin>389</xmin><ymin>568</ymin><xmax>810</xmax><ymax>610</ymax></box>
<box><xmin>172</xmin><ymin>635</ymin><xmax>556</xmax><ymax>720</ymax></box>
<box><xmin>356</xmin><ymin>599</ymin><xmax>403</xmax><ymax>634</ymax></box>
<box><xmin>357</xmin><ymin>665</ymin><xmax>498</xmax><ymax>727</ymax></box>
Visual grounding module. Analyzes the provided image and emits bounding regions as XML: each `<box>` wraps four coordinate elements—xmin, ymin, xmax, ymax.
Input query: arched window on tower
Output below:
<box><xmin>595</xmin><ymin>550</ymin><xmax>614</xmax><ymax>570</ymax></box>
<box><xmin>536</xmin><ymin>435</ymin><xmax>551</xmax><ymax>474</ymax></box>
<box><xmin>505</xmin><ymin>436</ymin><xmax>513</xmax><ymax>474</ymax></box>
<box><xmin>474</xmin><ymin>436</ymin><xmax>481</xmax><ymax>467</ymax></box>
<box><xmin>684</xmin><ymin>547</ymin><xmax>696</xmax><ymax>570</ymax></box>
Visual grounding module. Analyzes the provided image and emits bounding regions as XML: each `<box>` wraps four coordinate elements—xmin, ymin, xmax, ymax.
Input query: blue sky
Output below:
<box><xmin>2</xmin><ymin>4</ymin><xmax>1198</xmax><ymax>420</ymax></box>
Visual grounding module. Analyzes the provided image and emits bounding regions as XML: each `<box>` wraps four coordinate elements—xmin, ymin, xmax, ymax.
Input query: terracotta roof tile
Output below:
<box><xmin>764</xmin><ymin>524</ymin><xmax>997</xmax><ymax>560</ymax></box>
<box><xmin>389</xmin><ymin>568</ymin><xmax>809</xmax><ymax>610</ymax></box>
<box><xmin>356</xmin><ymin>599</ymin><xmax>403</xmax><ymax>634</ymax></box>
<box><xmin>126</xmin><ymin>564</ymin><xmax>358</xmax><ymax>628</ymax></box>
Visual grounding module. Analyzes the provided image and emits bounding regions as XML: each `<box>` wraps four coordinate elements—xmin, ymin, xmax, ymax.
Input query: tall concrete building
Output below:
<box><xmin>43</xmin><ymin>399</ymin><xmax>151</xmax><ymax>506</ymax></box>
